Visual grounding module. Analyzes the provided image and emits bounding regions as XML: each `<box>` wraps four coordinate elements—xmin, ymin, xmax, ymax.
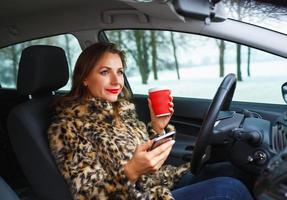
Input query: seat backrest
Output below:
<box><xmin>7</xmin><ymin>45</ymin><xmax>72</xmax><ymax>200</ymax></box>
<box><xmin>0</xmin><ymin>177</ymin><xmax>20</xmax><ymax>200</ymax></box>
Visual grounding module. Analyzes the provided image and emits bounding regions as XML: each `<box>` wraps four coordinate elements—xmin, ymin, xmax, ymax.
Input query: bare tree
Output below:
<box><xmin>236</xmin><ymin>44</ymin><xmax>242</xmax><ymax>81</ymax></box>
<box><xmin>150</xmin><ymin>31</ymin><xmax>158</xmax><ymax>80</ymax></box>
<box><xmin>224</xmin><ymin>0</ymin><xmax>287</xmax><ymax>81</ymax></box>
<box><xmin>224</xmin><ymin>1</ymin><xmax>258</xmax><ymax>81</ymax></box>
<box><xmin>0</xmin><ymin>45</ymin><xmax>22</xmax><ymax>87</ymax></box>
<box><xmin>117</xmin><ymin>31</ymin><xmax>123</xmax><ymax>49</ymax></box>
<box><xmin>170</xmin><ymin>32</ymin><xmax>180</xmax><ymax>80</ymax></box>
<box><xmin>133</xmin><ymin>31</ymin><xmax>150</xmax><ymax>84</ymax></box>
<box><xmin>247</xmin><ymin>47</ymin><xmax>251</xmax><ymax>77</ymax></box>
<box><xmin>106</xmin><ymin>30</ymin><xmax>152</xmax><ymax>84</ymax></box>
<box><xmin>236</xmin><ymin>11</ymin><xmax>243</xmax><ymax>81</ymax></box>
<box><xmin>10</xmin><ymin>46</ymin><xmax>18</xmax><ymax>84</ymax></box>
<box><xmin>64</xmin><ymin>35</ymin><xmax>73</xmax><ymax>77</ymax></box>
<box><xmin>216</xmin><ymin>40</ymin><xmax>225</xmax><ymax>77</ymax></box>
<box><xmin>156</xmin><ymin>31</ymin><xmax>191</xmax><ymax>77</ymax></box>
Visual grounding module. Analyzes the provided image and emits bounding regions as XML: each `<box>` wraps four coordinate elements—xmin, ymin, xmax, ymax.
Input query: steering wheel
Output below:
<box><xmin>190</xmin><ymin>73</ymin><xmax>237</xmax><ymax>175</ymax></box>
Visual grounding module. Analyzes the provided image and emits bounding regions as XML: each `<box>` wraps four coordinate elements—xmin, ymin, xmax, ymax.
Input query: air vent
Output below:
<box><xmin>272</xmin><ymin>123</ymin><xmax>287</xmax><ymax>153</ymax></box>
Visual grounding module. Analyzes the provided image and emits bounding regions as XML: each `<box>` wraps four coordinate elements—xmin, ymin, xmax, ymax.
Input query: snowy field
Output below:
<box><xmin>127</xmin><ymin>60</ymin><xmax>287</xmax><ymax>105</ymax></box>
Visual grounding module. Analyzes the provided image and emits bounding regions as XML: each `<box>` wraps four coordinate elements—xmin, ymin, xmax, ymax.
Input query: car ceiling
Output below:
<box><xmin>0</xmin><ymin>0</ymin><xmax>125</xmax><ymax>18</ymax></box>
<box><xmin>0</xmin><ymin>0</ymin><xmax>286</xmax><ymax>58</ymax></box>
<box><xmin>0</xmin><ymin>0</ymin><xmax>184</xmax><ymax>47</ymax></box>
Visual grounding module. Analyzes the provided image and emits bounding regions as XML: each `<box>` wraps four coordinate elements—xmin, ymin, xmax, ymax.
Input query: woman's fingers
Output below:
<box><xmin>147</xmin><ymin>98</ymin><xmax>152</xmax><ymax>111</ymax></box>
<box><xmin>148</xmin><ymin>140</ymin><xmax>175</xmax><ymax>171</ymax></box>
<box><xmin>148</xmin><ymin>98</ymin><xmax>155</xmax><ymax>117</ymax></box>
<box><xmin>129</xmin><ymin>140</ymin><xmax>175</xmax><ymax>176</ymax></box>
<box><xmin>150</xmin><ymin>145</ymin><xmax>173</xmax><ymax>172</ymax></box>
<box><xmin>149</xmin><ymin>139</ymin><xmax>174</xmax><ymax>156</ymax></box>
<box><xmin>169</xmin><ymin>107</ymin><xmax>174</xmax><ymax>115</ymax></box>
<box><xmin>137</xmin><ymin>140</ymin><xmax>153</xmax><ymax>152</ymax></box>
<box><xmin>169</xmin><ymin>98</ymin><xmax>174</xmax><ymax>115</ymax></box>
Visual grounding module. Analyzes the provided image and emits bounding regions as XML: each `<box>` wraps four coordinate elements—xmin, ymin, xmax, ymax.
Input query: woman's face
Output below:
<box><xmin>83</xmin><ymin>52</ymin><xmax>124</xmax><ymax>102</ymax></box>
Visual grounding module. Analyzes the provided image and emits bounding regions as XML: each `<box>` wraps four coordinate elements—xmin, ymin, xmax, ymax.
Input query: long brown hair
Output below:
<box><xmin>55</xmin><ymin>42</ymin><xmax>130</xmax><ymax>119</ymax></box>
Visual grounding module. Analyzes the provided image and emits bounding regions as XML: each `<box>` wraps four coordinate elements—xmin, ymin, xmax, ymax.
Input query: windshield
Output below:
<box><xmin>105</xmin><ymin>29</ymin><xmax>287</xmax><ymax>104</ymax></box>
<box><xmin>223</xmin><ymin>0</ymin><xmax>287</xmax><ymax>35</ymax></box>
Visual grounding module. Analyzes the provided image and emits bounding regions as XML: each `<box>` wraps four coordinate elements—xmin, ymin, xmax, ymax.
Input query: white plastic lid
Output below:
<box><xmin>148</xmin><ymin>86</ymin><xmax>170</xmax><ymax>93</ymax></box>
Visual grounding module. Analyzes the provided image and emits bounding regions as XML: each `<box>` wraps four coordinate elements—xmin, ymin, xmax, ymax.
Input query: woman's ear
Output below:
<box><xmin>83</xmin><ymin>80</ymin><xmax>88</xmax><ymax>87</ymax></box>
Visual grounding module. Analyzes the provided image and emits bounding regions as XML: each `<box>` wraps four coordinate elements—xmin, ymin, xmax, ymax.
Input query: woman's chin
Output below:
<box><xmin>105</xmin><ymin>95</ymin><xmax>119</xmax><ymax>103</ymax></box>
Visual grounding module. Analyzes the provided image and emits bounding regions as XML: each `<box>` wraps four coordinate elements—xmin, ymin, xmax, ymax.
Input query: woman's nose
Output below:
<box><xmin>110</xmin><ymin>72</ymin><xmax>119</xmax><ymax>84</ymax></box>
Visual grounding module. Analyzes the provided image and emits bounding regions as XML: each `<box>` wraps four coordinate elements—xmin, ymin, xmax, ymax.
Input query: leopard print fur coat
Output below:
<box><xmin>48</xmin><ymin>97</ymin><xmax>190</xmax><ymax>200</ymax></box>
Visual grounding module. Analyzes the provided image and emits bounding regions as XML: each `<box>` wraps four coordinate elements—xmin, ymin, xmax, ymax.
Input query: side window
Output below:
<box><xmin>105</xmin><ymin>30</ymin><xmax>287</xmax><ymax>104</ymax></box>
<box><xmin>0</xmin><ymin>34</ymin><xmax>82</xmax><ymax>90</ymax></box>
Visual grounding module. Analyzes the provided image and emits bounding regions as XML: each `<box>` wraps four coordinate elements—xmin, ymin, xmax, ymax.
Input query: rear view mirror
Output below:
<box><xmin>172</xmin><ymin>0</ymin><xmax>226</xmax><ymax>23</ymax></box>
<box><xmin>282</xmin><ymin>82</ymin><xmax>287</xmax><ymax>103</ymax></box>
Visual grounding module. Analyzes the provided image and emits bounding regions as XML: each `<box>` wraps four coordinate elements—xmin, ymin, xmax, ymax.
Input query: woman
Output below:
<box><xmin>48</xmin><ymin>42</ymin><xmax>253</xmax><ymax>200</ymax></box>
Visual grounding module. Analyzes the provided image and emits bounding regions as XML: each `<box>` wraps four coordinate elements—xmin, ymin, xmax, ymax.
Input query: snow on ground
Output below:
<box><xmin>128</xmin><ymin>60</ymin><xmax>287</xmax><ymax>105</ymax></box>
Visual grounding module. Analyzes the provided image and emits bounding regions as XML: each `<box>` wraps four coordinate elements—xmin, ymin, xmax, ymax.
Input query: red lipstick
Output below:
<box><xmin>106</xmin><ymin>89</ymin><xmax>120</xmax><ymax>94</ymax></box>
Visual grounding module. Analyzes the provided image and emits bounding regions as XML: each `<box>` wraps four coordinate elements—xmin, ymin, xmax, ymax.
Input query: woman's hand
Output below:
<box><xmin>124</xmin><ymin>139</ymin><xmax>175</xmax><ymax>183</ymax></box>
<box><xmin>148</xmin><ymin>95</ymin><xmax>174</xmax><ymax>134</ymax></box>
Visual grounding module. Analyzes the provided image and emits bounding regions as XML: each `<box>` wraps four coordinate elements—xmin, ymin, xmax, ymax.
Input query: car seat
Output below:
<box><xmin>7</xmin><ymin>45</ymin><xmax>72</xmax><ymax>200</ymax></box>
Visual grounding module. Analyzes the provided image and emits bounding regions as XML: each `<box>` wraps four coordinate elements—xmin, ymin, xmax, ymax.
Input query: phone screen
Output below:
<box><xmin>149</xmin><ymin>131</ymin><xmax>176</xmax><ymax>151</ymax></box>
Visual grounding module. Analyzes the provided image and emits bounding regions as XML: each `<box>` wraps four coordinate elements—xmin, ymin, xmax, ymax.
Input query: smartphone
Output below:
<box><xmin>149</xmin><ymin>131</ymin><xmax>176</xmax><ymax>151</ymax></box>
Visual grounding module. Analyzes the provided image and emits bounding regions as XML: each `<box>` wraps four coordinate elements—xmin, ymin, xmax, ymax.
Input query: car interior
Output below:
<box><xmin>7</xmin><ymin>45</ymin><xmax>72</xmax><ymax>200</ymax></box>
<box><xmin>0</xmin><ymin>0</ymin><xmax>287</xmax><ymax>199</ymax></box>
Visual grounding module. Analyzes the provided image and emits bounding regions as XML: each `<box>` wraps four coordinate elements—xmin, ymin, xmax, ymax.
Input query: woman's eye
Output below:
<box><xmin>118</xmin><ymin>70</ymin><xmax>124</xmax><ymax>75</ymax></box>
<box><xmin>100</xmin><ymin>70</ymin><xmax>109</xmax><ymax>75</ymax></box>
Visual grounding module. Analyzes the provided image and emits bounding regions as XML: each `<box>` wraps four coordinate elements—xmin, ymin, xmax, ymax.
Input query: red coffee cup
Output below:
<box><xmin>148</xmin><ymin>87</ymin><xmax>171</xmax><ymax>117</ymax></box>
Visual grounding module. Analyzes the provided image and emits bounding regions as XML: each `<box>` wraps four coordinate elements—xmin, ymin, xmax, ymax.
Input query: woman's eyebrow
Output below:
<box><xmin>99</xmin><ymin>66</ymin><xmax>123</xmax><ymax>70</ymax></box>
<box><xmin>99</xmin><ymin>66</ymin><xmax>110</xmax><ymax>69</ymax></box>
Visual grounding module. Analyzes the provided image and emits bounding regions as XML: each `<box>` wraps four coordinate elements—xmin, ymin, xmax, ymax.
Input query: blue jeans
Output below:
<box><xmin>171</xmin><ymin>174</ymin><xmax>253</xmax><ymax>200</ymax></box>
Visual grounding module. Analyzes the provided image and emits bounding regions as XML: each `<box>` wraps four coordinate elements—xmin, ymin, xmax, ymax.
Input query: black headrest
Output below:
<box><xmin>17</xmin><ymin>45</ymin><xmax>69</xmax><ymax>96</ymax></box>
